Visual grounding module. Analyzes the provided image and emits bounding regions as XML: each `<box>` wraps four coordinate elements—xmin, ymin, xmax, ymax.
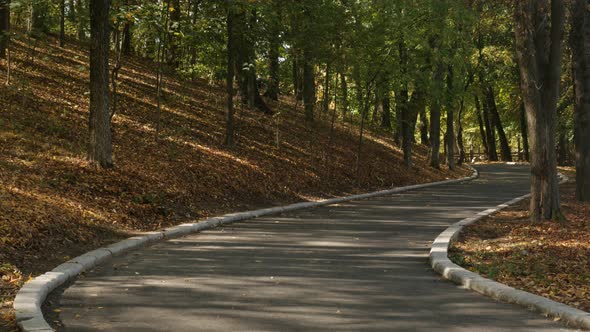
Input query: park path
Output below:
<box><xmin>53</xmin><ymin>164</ymin><xmax>575</xmax><ymax>331</ymax></box>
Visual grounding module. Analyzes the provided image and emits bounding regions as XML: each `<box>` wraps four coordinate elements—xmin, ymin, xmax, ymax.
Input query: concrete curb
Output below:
<box><xmin>15</xmin><ymin>168</ymin><xmax>479</xmax><ymax>332</ymax></box>
<box><xmin>429</xmin><ymin>173</ymin><xmax>590</xmax><ymax>330</ymax></box>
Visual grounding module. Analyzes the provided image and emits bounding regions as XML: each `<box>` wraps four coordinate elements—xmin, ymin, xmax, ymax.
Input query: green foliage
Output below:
<box><xmin>9</xmin><ymin>0</ymin><xmax>573</xmax><ymax>158</ymax></box>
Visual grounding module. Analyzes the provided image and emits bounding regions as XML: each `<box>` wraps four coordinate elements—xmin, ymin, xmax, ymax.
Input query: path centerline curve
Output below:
<box><xmin>53</xmin><ymin>164</ymin><xmax>575</xmax><ymax>331</ymax></box>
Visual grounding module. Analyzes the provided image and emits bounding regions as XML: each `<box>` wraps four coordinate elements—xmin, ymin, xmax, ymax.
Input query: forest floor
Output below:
<box><xmin>451</xmin><ymin>168</ymin><xmax>590</xmax><ymax>313</ymax></box>
<box><xmin>0</xmin><ymin>33</ymin><xmax>470</xmax><ymax>330</ymax></box>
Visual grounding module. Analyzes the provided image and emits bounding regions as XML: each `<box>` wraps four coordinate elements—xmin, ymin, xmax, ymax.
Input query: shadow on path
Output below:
<box><xmin>53</xmin><ymin>165</ymin><xmax>575</xmax><ymax>331</ymax></box>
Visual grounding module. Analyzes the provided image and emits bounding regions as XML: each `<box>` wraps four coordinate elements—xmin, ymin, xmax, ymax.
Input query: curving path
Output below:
<box><xmin>51</xmin><ymin>165</ymin><xmax>576</xmax><ymax>331</ymax></box>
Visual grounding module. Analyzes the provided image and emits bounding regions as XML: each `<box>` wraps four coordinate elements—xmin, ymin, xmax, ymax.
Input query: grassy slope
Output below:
<box><xmin>0</xmin><ymin>34</ymin><xmax>469</xmax><ymax>329</ymax></box>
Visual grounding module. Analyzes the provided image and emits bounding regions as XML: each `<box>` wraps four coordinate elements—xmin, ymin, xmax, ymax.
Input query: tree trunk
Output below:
<box><xmin>266</xmin><ymin>13</ymin><xmax>280</xmax><ymax>101</ymax></box>
<box><xmin>515</xmin><ymin>0</ymin><xmax>565</xmax><ymax>221</ymax></box>
<box><xmin>520</xmin><ymin>103</ymin><xmax>530</xmax><ymax>161</ymax></box>
<box><xmin>393</xmin><ymin>91</ymin><xmax>403</xmax><ymax>145</ymax></box>
<box><xmin>77</xmin><ymin>0</ymin><xmax>85</xmax><ymax>40</ymax></box>
<box><xmin>457</xmin><ymin>100</ymin><xmax>466</xmax><ymax>165</ymax></box>
<box><xmin>354</xmin><ymin>65</ymin><xmax>364</xmax><ymax>121</ymax></box>
<box><xmin>446</xmin><ymin>65</ymin><xmax>455</xmax><ymax>170</ymax></box>
<box><xmin>486</xmin><ymin>86</ymin><xmax>512</xmax><ymax>161</ymax></box>
<box><xmin>60</xmin><ymin>0</ymin><xmax>66</xmax><ymax>46</ymax></box>
<box><xmin>225</xmin><ymin>2</ymin><xmax>235</xmax><ymax>146</ymax></box>
<box><xmin>419</xmin><ymin>106</ymin><xmax>429</xmax><ymax>145</ymax></box>
<box><xmin>380</xmin><ymin>82</ymin><xmax>392</xmax><ymax>130</ymax></box>
<box><xmin>401</xmin><ymin>88</ymin><xmax>412</xmax><ymax>167</ymax></box>
<box><xmin>31</xmin><ymin>0</ymin><xmax>49</xmax><ymax>35</ymax></box>
<box><xmin>475</xmin><ymin>96</ymin><xmax>489</xmax><ymax>159</ymax></box>
<box><xmin>409</xmin><ymin>91</ymin><xmax>422</xmax><ymax>144</ymax></box>
<box><xmin>405</xmin><ymin>90</ymin><xmax>425</xmax><ymax>167</ymax></box>
<box><xmin>168</xmin><ymin>0</ymin><xmax>181</xmax><ymax>68</ymax></box>
<box><xmin>340</xmin><ymin>71</ymin><xmax>348</xmax><ymax>118</ymax></box>
<box><xmin>88</xmin><ymin>0</ymin><xmax>113</xmax><ymax>168</ymax></box>
<box><xmin>68</xmin><ymin>0</ymin><xmax>76</xmax><ymax>21</ymax></box>
<box><xmin>429</xmin><ymin>62</ymin><xmax>443</xmax><ymax>168</ymax></box>
<box><xmin>122</xmin><ymin>20</ymin><xmax>132</xmax><ymax>56</ymax></box>
<box><xmin>381</xmin><ymin>94</ymin><xmax>392</xmax><ymax>130</ymax></box>
<box><xmin>481</xmin><ymin>91</ymin><xmax>498</xmax><ymax>161</ymax></box>
<box><xmin>0</xmin><ymin>0</ymin><xmax>9</xmax><ymax>59</ymax></box>
<box><xmin>293</xmin><ymin>55</ymin><xmax>302</xmax><ymax>100</ymax></box>
<box><xmin>572</xmin><ymin>0</ymin><xmax>590</xmax><ymax>201</ymax></box>
<box><xmin>302</xmin><ymin>51</ymin><xmax>315</xmax><ymax>124</ymax></box>
<box><xmin>234</xmin><ymin>8</ymin><xmax>271</xmax><ymax>114</ymax></box>
<box><xmin>322</xmin><ymin>61</ymin><xmax>331</xmax><ymax>113</ymax></box>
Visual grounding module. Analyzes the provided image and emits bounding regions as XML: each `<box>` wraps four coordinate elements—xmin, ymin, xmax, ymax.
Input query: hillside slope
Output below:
<box><xmin>0</xmin><ymin>34</ymin><xmax>469</xmax><ymax>330</ymax></box>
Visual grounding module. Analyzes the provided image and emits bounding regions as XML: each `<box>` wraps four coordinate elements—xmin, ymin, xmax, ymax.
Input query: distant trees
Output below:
<box><xmin>88</xmin><ymin>0</ymin><xmax>112</xmax><ymax>168</ymax></box>
<box><xmin>515</xmin><ymin>0</ymin><xmax>565</xmax><ymax>221</ymax></box>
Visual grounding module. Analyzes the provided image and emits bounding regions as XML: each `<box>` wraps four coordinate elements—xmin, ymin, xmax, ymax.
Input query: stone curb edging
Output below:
<box><xmin>15</xmin><ymin>168</ymin><xmax>479</xmax><ymax>332</ymax></box>
<box><xmin>429</xmin><ymin>173</ymin><xmax>590</xmax><ymax>331</ymax></box>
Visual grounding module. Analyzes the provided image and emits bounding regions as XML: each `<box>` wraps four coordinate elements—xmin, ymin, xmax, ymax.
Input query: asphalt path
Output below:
<box><xmin>52</xmin><ymin>164</ymin><xmax>575</xmax><ymax>331</ymax></box>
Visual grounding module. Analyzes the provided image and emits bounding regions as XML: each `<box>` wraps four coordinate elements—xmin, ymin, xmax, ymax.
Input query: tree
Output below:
<box><xmin>475</xmin><ymin>96</ymin><xmax>489</xmax><ymax>159</ymax></box>
<box><xmin>60</xmin><ymin>0</ymin><xmax>66</xmax><ymax>47</ymax></box>
<box><xmin>88</xmin><ymin>0</ymin><xmax>113</xmax><ymax>168</ymax></box>
<box><xmin>520</xmin><ymin>103</ymin><xmax>530</xmax><ymax>161</ymax></box>
<box><xmin>31</xmin><ymin>0</ymin><xmax>49</xmax><ymax>35</ymax></box>
<box><xmin>0</xmin><ymin>0</ymin><xmax>9</xmax><ymax>58</ymax></box>
<box><xmin>571</xmin><ymin>0</ymin><xmax>590</xmax><ymax>201</ymax></box>
<box><xmin>225</xmin><ymin>0</ymin><xmax>235</xmax><ymax>146</ymax></box>
<box><xmin>264</xmin><ymin>0</ymin><xmax>281</xmax><ymax>101</ymax></box>
<box><xmin>77</xmin><ymin>0</ymin><xmax>87</xmax><ymax>40</ymax></box>
<box><xmin>168</xmin><ymin>0</ymin><xmax>181</xmax><ymax>68</ymax></box>
<box><xmin>515</xmin><ymin>0</ymin><xmax>565</xmax><ymax>221</ymax></box>
<box><xmin>445</xmin><ymin>65</ymin><xmax>455</xmax><ymax>170</ymax></box>
<box><xmin>485</xmin><ymin>86</ymin><xmax>512</xmax><ymax>161</ymax></box>
<box><xmin>429</xmin><ymin>61</ymin><xmax>443</xmax><ymax>168</ymax></box>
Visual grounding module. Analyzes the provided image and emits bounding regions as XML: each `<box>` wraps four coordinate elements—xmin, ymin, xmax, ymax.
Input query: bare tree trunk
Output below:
<box><xmin>475</xmin><ymin>96</ymin><xmax>489</xmax><ymax>159</ymax></box>
<box><xmin>77</xmin><ymin>0</ymin><xmax>85</xmax><ymax>40</ymax></box>
<box><xmin>302</xmin><ymin>51</ymin><xmax>315</xmax><ymax>124</ymax></box>
<box><xmin>0</xmin><ymin>0</ymin><xmax>9</xmax><ymax>59</ymax></box>
<box><xmin>88</xmin><ymin>0</ymin><xmax>113</xmax><ymax>168</ymax></box>
<box><xmin>429</xmin><ymin>62</ymin><xmax>443</xmax><ymax>168</ymax></box>
<box><xmin>515</xmin><ymin>0</ymin><xmax>565</xmax><ymax>221</ymax></box>
<box><xmin>234</xmin><ymin>8</ymin><xmax>271</xmax><ymax>114</ymax></box>
<box><xmin>225</xmin><ymin>1</ymin><xmax>235</xmax><ymax>146</ymax></box>
<box><xmin>340</xmin><ymin>71</ymin><xmax>348</xmax><ymax>119</ymax></box>
<box><xmin>168</xmin><ymin>0</ymin><xmax>181</xmax><ymax>68</ymax></box>
<box><xmin>446</xmin><ymin>65</ymin><xmax>455</xmax><ymax>170</ymax></box>
<box><xmin>404</xmin><ymin>90</ymin><xmax>424</xmax><ymax>167</ymax></box>
<box><xmin>572</xmin><ymin>0</ymin><xmax>590</xmax><ymax>201</ymax></box>
<box><xmin>400</xmin><ymin>32</ymin><xmax>421</xmax><ymax>167</ymax></box>
<box><xmin>481</xmin><ymin>91</ymin><xmax>498</xmax><ymax>161</ymax></box>
<box><xmin>265</xmin><ymin>9</ymin><xmax>280</xmax><ymax>101</ymax></box>
<box><xmin>520</xmin><ymin>103</ymin><xmax>530</xmax><ymax>161</ymax></box>
<box><xmin>31</xmin><ymin>0</ymin><xmax>48</xmax><ymax>35</ymax></box>
<box><xmin>486</xmin><ymin>86</ymin><xmax>512</xmax><ymax>161</ymax></box>
<box><xmin>68</xmin><ymin>0</ymin><xmax>76</xmax><ymax>21</ymax></box>
<box><xmin>122</xmin><ymin>20</ymin><xmax>132</xmax><ymax>56</ymax></box>
<box><xmin>110</xmin><ymin>24</ymin><xmax>123</xmax><ymax>121</ymax></box>
<box><xmin>60</xmin><ymin>0</ymin><xmax>66</xmax><ymax>46</ymax></box>
<box><xmin>322</xmin><ymin>61</ymin><xmax>331</xmax><ymax>114</ymax></box>
<box><xmin>381</xmin><ymin>90</ymin><xmax>392</xmax><ymax>130</ymax></box>
<box><xmin>457</xmin><ymin>99</ymin><xmax>466</xmax><ymax>165</ymax></box>
<box><xmin>419</xmin><ymin>106</ymin><xmax>429</xmax><ymax>145</ymax></box>
<box><xmin>356</xmin><ymin>86</ymin><xmax>372</xmax><ymax>181</ymax></box>
<box><xmin>293</xmin><ymin>55</ymin><xmax>302</xmax><ymax>100</ymax></box>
